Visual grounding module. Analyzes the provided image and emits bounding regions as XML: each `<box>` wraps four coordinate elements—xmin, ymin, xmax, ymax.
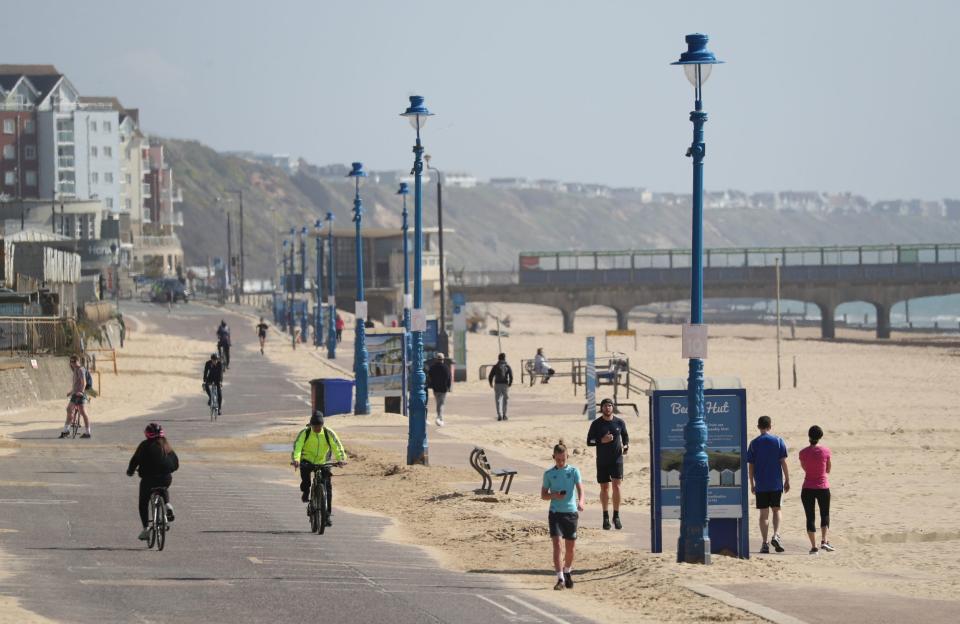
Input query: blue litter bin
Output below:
<box><xmin>310</xmin><ymin>378</ymin><xmax>354</xmax><ymax>416</ymax></box>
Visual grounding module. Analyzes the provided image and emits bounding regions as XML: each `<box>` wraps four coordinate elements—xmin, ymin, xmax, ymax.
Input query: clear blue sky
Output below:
<box><xmin>7</xmin><ymin>0</ymin><xmax>958</xmax><ymax>200</ymax></box>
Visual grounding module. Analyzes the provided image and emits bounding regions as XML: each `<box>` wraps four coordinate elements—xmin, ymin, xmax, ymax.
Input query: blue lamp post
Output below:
<box><xmin>401</xmin><ymin>95</ymin><xmax>433</xmax><ymax>465</ymax></box>
<box><xmin>326</xmin><ymin>211</ymin><xmax>337</xmax><ymax>359</ymax></box>
<box><xmin>397</xmin><ymin>182</ymin><xmax>411</xmax><ymax>334</ymax></box>
<box><xmin>348</xmin><ymin>162</ymin><xmax>370</xmax><ymax>415</ymax></box>
<box><xmin>314</xmin><ymin>219</ymin><xmax>324</xmax><ymax>348</ymax></box>
<box><xmin>672</xmin><ymin>33</ymin><xmax>722</xmax><ymax>565</ymax></box>
<box><xmin>289</xmin><ymin>227</ymin><xmax>297</xmax><ymax>344</ymax></box>
<box><xmin>282</xmin><ymin>239</ymin><xmax>290</xmax><ymax>330</ymax></box>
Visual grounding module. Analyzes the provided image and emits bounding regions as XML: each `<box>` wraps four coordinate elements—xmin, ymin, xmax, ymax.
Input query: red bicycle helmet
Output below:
<box><xmin>144</xmin><ymin>423</ymin><xmax>165</xmax><ymax>439</ymax></box>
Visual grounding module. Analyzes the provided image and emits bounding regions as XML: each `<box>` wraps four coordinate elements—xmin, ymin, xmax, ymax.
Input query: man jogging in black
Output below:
<box><xmin>586</xmin><ymin>398</ymin><xmax>629</xmax><ymax>530</ymax></box>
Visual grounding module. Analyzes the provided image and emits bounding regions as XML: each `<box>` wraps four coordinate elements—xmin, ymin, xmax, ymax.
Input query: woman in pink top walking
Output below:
<box><xmin>799</xmin><ymin>425</ymin><xmax>834</xmax><ymax>554</ymax></box>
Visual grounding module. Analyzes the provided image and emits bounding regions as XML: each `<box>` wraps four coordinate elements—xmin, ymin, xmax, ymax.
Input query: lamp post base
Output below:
<box><xmin>677</xmin><ymin>527</ymin><xmax>711</xmax><ymax>564</ymax></box>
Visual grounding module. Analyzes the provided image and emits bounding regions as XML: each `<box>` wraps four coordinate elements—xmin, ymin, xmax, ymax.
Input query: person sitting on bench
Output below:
<box><xmin>534</xmin><ymin>348</ymin><xmax>556</xmax><ymax>384</ymax></box>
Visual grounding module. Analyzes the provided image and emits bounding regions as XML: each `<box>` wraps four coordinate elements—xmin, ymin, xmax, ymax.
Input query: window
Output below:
<box><xmin>104</xmin><ymin>172</ymin><xmax>114</xmax><ymax>183</ymax></box>
<box><xmin>2</xmin><ymin>119</ymin><xmax>13</xmax><ymax>134</ymax></box>
<box><xmin>24</xmin><ymin>145</ymin><xmax>36</xmax><ymax>160</ymax></box>
<box><xmin>125</xmin><ymin>148</ymin><xmax>132</xmax><ymax>160</ymax></box>
<box><xmin>2</xmin><ymin>144</ymin><xmax>14</xmax><ymax>159</ymax></box>
<box><xmin>90</xmin><ymin>146</ymin><xmax>98</xmax><ymax>157</ymax></box>
<box><xmin>103</xmin><ymin>121</ymin><xmax>112</xmax><ymax>132</ymax></box>
<box><xmin>106</xmin><ymin>197</ymin><xmax>113</xmax><ymax>209</ymax></box>
<box><xmin>25</xmin><ymin>171</ymin><xmax>37</xmax><ymax>186</ymax></box>
<box><xmin>3</xmin><ymin>171</ymin><xmax>13</xmax><ymax>185</ymax></box>
<box><xmin>125</xmin><ymin>173</ymin><xmax>132</xmax><ymax>184</ymax></box>
<box><xmin>91</xmin><ymin>172</ymin><xmax>99</xmax><ymax>183</ymax></box>
<box><xmin>104</xmin><ymin>146</ymin><xmax>112</xmax><ymax>157</ymax></box>
<box><xmin>24</xmin><ymin>119</ymin><xmax>35</xmax><ymax>134</ymax></box>
<box><xmin>125</xmin><ymin>198</ymin><xmax>132</xmax><ymax>210</ymax></box>
<box><xmin>90</xmin><ymin>121</ymin><xmax>98</xmax><ymax>131</ymax></box>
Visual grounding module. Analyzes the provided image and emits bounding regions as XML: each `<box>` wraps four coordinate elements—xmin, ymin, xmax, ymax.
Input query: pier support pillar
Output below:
<box><xmin>816</xmin><ymin>301</ymin><xmax>836</xmax><ymax>339</ymax></box>
<box><xmin>875</xmin><ymin>301</ymin><xmax>892</xmax><ymax>339</ymax></box>
<box><xmin>615</xmin><ymin>307</ymin><xmax>630</xmax><ymax>331</ymax></box>
<box><xmin>560</xmin><ymin>307</ymin><xmax>575</xmax><ymax>334</ymax></box>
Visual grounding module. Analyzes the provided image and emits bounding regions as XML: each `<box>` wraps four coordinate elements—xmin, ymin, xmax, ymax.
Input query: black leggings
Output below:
<box><xmin>801</xmin><ymin>488</ymin><xmax>830</xmax><ymax>534</ymax></box>
<box><xmin>139</xmin><ymin>474</ymin><xmax>172</xmax><ymax>527</ymax></box>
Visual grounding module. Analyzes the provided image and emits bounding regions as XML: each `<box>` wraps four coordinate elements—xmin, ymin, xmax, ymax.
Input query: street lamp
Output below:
<box><xmin>326</xmin><ymin>211</ymin><xmax>337</xmax><ymax>359</ymax></box>
<box><xmin>110</xmin><ymin>241</ymin><xmax>120</xmax><ymax>312</ymax></box>
<box><xmin>424</xmin><ymin>154</ymin><xmax>449</xmax><ymax>358</ymax></box>
<box><xmin>314</xmin><ymin>219</ymin><xmax>325</xmax><ymax>348</ymax></box>
<box><xmin>348</xmin><ymin>162</ymin><xmax>370</xmax><ymax>415</ymax></box>
<box><xmin>224</xmin><ymin>189</ymin><xmax>244</xmax><ymax>301</ymax></box>
<box><xmin>397</xmin><ymin>182</ymin><xmax>411</xmax><ymax>333</ymax></box>
<box><xmin>401</xmin><ymin>94</ymin><xmax>433</xmax><ymax>465</ymax></box>
<box><xmin>282</xmin><ymin>239</ymin><xmax>290</xmax><ymax>329</ymax></box>
<box><xmin>672</xmin><ymin>33</ymin><xmax>722</xmax><ymax>565</ymax></box>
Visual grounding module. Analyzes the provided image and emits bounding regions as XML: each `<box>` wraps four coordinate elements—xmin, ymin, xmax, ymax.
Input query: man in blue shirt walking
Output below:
<box><xmin>747</xmin><ymin>415</ymin><xmax>791</xmax><ymax>554</ymax></box>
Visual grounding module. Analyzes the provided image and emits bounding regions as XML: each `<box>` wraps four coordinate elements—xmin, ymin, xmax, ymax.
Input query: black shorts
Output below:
<box><xmin>755</xmin><ymin>490</ymin><xmax>783</xmax><ymax>509</ymax></box>
<box><xmin>596</xmin><ymin>459</ymin><xmax>624</xmax><ymax>484</ymax></box>
<box><xmin>548</xmin><ymin>511</ymin><xmax>579</xmax><ymax>540</ymax></box>
<box><xmin>69</xmin><ymin>394</ymin><xmax>85</xmax><ymax>406</ymax></box>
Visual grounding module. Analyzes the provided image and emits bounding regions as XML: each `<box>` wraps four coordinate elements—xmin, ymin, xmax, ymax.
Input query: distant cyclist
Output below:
<box><xmin>216</xmin><ymin>320</ymin><xmax>231</xmax><ymax>368</ymax></box>
<box><xmin>255</xmin><ymin>317</ymin><xmax>269</xmax><ymax>355</ymax></box>
<box><xmin>203</xmin><ymin>353</ymin><xmax>224</xmax><ymax>415</ymax></box>
<box><xmin>126</xmin><ymin>423</ymin><xmax>179</xmax><ymax>541</ymax></box>
<box><xmin>291</xmin><ymin>411</ymin><xmax>346</xmax><ymax>526</ymax></box>
<box><xmin>60</xmin><ymin>355</ymin><xmax>91</xmax><ymax>438</ymax></box>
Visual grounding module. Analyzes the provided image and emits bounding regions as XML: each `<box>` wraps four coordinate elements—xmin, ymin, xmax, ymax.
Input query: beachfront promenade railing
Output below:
<box><xmin>518</xmin><ymin>243</ymin><xmax>960</xmax><ymax>272</ymax></box>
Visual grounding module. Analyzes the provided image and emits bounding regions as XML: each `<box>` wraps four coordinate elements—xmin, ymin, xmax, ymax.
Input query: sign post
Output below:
<box><xmin>650</xmin><ymin>388</ymin><xmax>749</xmax><ymax>558</ymax></box>
<box><xmin>585</xmin><ymin>337</ymin><xmax>597</xmax><ymax>420</ymax></box>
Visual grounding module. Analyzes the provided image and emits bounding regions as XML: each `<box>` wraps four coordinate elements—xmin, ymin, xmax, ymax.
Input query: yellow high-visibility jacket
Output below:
<box><xmin>292</xmin><ymin>426</ymin><xmax>346</xmax><ymax>465</ymax></box>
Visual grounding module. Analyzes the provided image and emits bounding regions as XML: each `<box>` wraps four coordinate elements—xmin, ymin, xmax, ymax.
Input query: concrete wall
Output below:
<box><xmin>0</xmin><ymin>355</ymin><xmax>72</xmax><ymax>411</ymax></box>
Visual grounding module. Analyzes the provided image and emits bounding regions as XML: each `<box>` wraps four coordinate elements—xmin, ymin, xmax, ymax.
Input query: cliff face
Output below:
<box><xmin>166</xmin><ymin>138</ymin><xmax>960</xmax><ymax>277</ymax></box>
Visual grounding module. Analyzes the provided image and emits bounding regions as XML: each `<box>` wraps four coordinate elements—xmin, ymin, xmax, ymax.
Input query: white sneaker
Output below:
<box><xmin>435</xmin><ymin>417</ymin><xmax>444</xmax><ymax>427</ymax></box>
<box><xmin>138</xmin><ymin>528</ymin><xmax>150</xmax><ymax>540</ymax></box>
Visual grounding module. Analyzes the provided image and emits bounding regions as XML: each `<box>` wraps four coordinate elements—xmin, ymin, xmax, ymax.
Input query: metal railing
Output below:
<box><xmin>452</xmin><ymin>271</ymin><xmax>519</xmax><ymax>286</ymax></box>
<box><xmin>520</xmin><ymin>243</ymin><xmax>960</xmax><ymax>271</ymax></box>
<box><xmin>0</xmin><ymin>317</ymin><xmax>80</xmax><ymax>356</ymax></box>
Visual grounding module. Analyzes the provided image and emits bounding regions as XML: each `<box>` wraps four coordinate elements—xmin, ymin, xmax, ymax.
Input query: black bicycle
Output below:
<box><xmin>305</xmin><ymin>462</ymin><xmax>341</xmax><ymax>535</ymax></box>
<box><xmin>146</xmin><ymin>487</ymin><xmax>169</xmax><ymax>551</ymax></box>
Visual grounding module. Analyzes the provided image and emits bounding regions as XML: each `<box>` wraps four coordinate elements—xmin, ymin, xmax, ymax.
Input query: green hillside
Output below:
<box><xmin>165</xmin><ymin>138</ymin><xmax>960</xmax><ymax>278</ymax></box>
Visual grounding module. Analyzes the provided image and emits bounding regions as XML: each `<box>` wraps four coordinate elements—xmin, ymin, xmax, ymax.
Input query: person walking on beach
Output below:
<box><xmin>335</xmin><ymin>315</ymin><xmax>344</xmax><ymax>343</ymax></box>
<box><xmin>541</xmin><ymin>439</ymin><xmax>584</xmax><ymax>591</ymax></box>
<box><xmin>747</xmin><ymin>415</ymin><xmax>790</xmax><ymax>554</ymax></box>
<box><xmin>799</xmin><ymin>425</ymin><xmax>834</xmax><ymax>555</ymax></box>
<box><xmin>426</xmin><ymin>353</ymin><xmax>452</xmax><ymax>427</ymax></box>
<box><xmin>487</xmin><ymin>353</ymin><xmax>513</xmax><ymax>421</ymax></box>
<box><xmin>586</xmin><ymin>398</ymin><xmax>629</xmax><ymax>530</ymax></box>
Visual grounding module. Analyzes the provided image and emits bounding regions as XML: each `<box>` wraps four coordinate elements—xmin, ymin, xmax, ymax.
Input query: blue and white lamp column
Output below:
<box><xmin>397</xmin><ymin>182</ymin><xmax>412</xmax><ymax>334</ymax></box>
<box><xmin>349</xmin><ymin>162</ymin><xmax>370</xmax><ymax>415</ymax></box>
<box><xmin>314</xmin><ymin>219</ymin><xmax>324</xmax><ymax>348</ymax></box>
<box><xmin>401</xmin><ymin>95</ymin><xmax>433</xmax><ymax>465</ymax></box>
<box><xmin>673</xmin><ymin>33</ymin><xmax>722</xmax><ymax>565</ymax></box>
<box><xmin>326</xmin><ymin>211</ymin><xmax>337</xmax><ymax>360</ymax></box>
<box><xmin>281</xmin><ymin>239</ymin><xmax>290</xmax><ymax>330</ymax></box>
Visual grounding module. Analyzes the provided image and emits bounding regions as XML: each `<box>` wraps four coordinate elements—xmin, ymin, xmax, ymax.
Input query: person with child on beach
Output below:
<box><xmin>747</xmin><ymin>415</ymin><xmax>790</xmax><ymax>554</ymax></box>
<box><xmin>799</xmin><ymin>425</ymin><xmax>834</xmax><ymax>554</ymax></box>
<box><xmin>542</xmin><ymin>439</ymin><xmax>584</xmax><ymax>591</ymax></box>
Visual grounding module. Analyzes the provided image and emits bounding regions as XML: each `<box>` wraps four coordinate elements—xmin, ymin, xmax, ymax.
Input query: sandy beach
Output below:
<box><xmin>3</xmin><ymin>302</ymin><xmax>959</xmax><ymax>623</ymax></box>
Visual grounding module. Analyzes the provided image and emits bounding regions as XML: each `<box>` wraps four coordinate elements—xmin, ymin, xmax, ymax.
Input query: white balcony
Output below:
<box><xmin>142</xmin><ymin>183</ymin><xmax>152</xmax><ymax>198</ymax></box>
<box><xmin>57</xmin><ymin>131</ymin><xmax>74</xmax><ymax>143</ymax></box>
<box><xmin>58</xmin><ymin>157</ymin><xmax>75</xmax><ymax>169</ymax></box>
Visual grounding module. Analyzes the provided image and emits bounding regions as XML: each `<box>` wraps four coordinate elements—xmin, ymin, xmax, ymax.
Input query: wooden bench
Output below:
<box><xmin>469</xmin><ymin>447</ymin><xmax>517</xmax><ymax>495</ymax></box>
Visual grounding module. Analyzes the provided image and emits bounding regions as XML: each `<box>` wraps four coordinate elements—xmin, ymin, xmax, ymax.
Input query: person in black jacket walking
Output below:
<box><xmin>426</xmin><ymin>353</ymin><xmax>452</xmax><ymax>427</ymax></box>
<box><xmin>487</xmin><ymin>353</ymin><xmax>514</xmax><ymax>421</ymax></box>
<box><xmin>126</xmin><ymin>423</ymin><xmax>180</xmax><ymax>540</ymax></box>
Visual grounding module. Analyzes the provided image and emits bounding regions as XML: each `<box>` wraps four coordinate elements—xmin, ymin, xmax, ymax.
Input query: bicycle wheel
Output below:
<box><xmin>309</xmin><ymin>479</ymin><xmax>320</xmax><ymax>533</ymax></box>
<box><xmin>70</xmin><ymin>412</ymin><xmax>80</xmax><ymax>439</ymax></box>
<box><xmin>156</xmin><ymin>501</ymin><xmax>166</xmax><ymax>551</ymax></box>
<box><xmin>146</xmin><ymin>496</ymin><xmax>158</xmax><ymax>549</ymax></box>
<box><xmin>316</xmin><ymin>479</ymin><xmax>327</xmax><ymax>536</ymax></box>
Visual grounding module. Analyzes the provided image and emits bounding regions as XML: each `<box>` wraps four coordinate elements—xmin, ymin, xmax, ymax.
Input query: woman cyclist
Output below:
<box><xmin>126</xmin><ymin>423</ymin><xmax>180</xmax><ymax>540</ymax></box>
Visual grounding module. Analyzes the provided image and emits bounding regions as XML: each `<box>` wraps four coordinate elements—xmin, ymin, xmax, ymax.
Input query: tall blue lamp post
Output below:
<box><xmin>673</xmin><ymin>33</ymin><xmax>722</xmax><ymax>565</ymax></box>
<box><xmin>349</xmin><ymin>162</ymin><xmax>370</xmax><ymax>415</ymax></box>
<box><xmin>314</xmin><ymin>219</ymin><xmax>324</xmax><ymax>348</ymax></box>
<box><xmin>397</xmin><ymin>182</ymin><xmax>411</xmax><ymax>333</ymax></box>
<box><xmin>326</xmin><ymin>211</ymin><xmax>337</xmax><ymax>359</ymax></box>
<box><xmin>281</xmin><ymin>239</ymin><xmax>290</xmax><ymax>329</ymax></box>
<box><xmin>401</xmin><ymin>95</ymin><xmax>432</xmax><ymax>465</ymax></box>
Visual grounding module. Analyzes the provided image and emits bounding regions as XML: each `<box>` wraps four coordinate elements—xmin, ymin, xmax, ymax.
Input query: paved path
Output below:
<box><xmin>0</xmin><ymin>302</ymin><xmax>596</xmax><ymax>624</ymax></box>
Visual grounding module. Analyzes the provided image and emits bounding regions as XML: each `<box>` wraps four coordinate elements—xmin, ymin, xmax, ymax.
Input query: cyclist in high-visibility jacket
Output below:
<box><xmin>292</xmin><ymin>411</ymin><xmax>346</xmax><ymax>524</ymax></box>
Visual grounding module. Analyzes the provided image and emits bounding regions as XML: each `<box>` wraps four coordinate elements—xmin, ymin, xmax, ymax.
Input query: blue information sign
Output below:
<box><xmin>649</xmin><ymin>389</ymin><xmax>749</xmax><ymax>558</ymax></box>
